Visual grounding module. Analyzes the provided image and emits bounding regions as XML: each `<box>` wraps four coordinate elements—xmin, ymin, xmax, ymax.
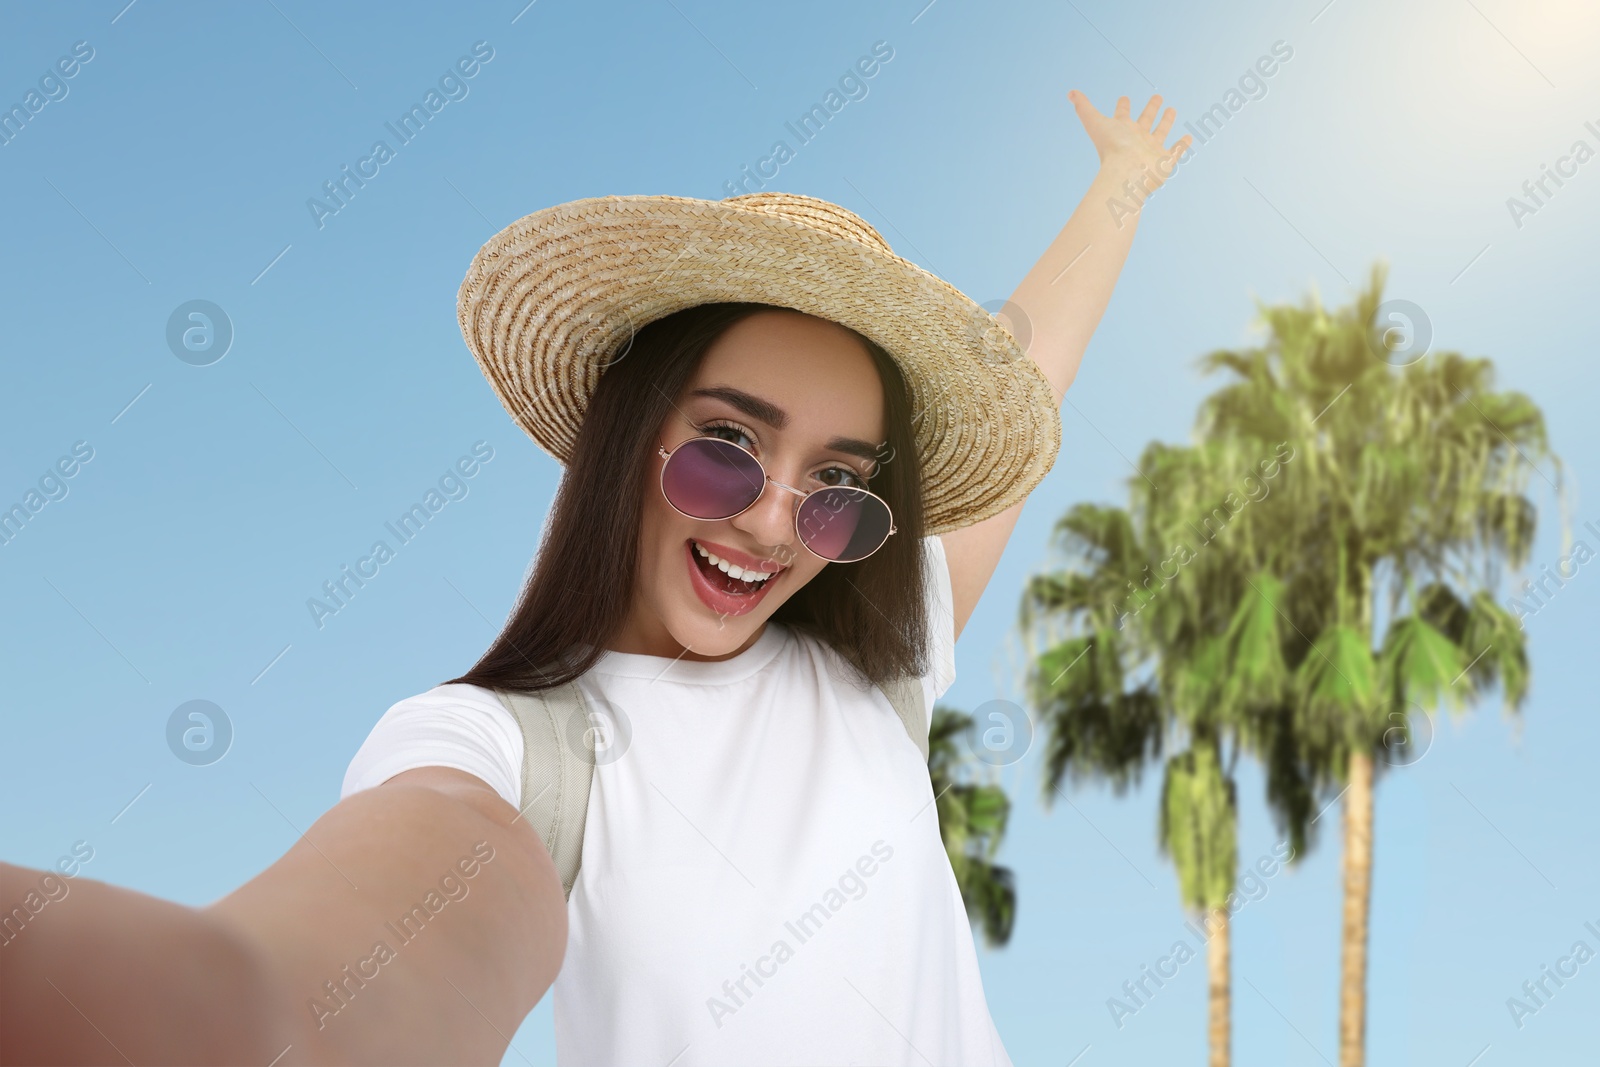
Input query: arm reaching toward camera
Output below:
<box><xmin>1</xmin><ymin>767</ymin><xmax>566</xmax><ymax>1066</ymax></box>
<box><xmin>942</xmin><ymin>91</ymin><xmax>1193</xmax><ymax>638</ymax></box>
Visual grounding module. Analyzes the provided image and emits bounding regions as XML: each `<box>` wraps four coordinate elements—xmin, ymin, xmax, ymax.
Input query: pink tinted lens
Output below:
<box><xmin>796</xmin><ymin>487</ymin><xmax>893</xmax><ymax>562</ymax></box>
<box><xmin>662</xmin><ymin>437</ymin><xmax>765</xmax><ymax>519</ymax></box>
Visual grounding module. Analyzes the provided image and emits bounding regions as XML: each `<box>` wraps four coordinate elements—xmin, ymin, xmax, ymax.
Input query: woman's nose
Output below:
<box><xmin>730</xmin><ymin>473</ymin><xmax>802</xmax><ymax>556</ymax></box>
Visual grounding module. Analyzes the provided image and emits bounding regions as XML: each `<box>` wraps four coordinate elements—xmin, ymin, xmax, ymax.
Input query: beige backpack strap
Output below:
<box><xmin>876</xmin><ymin>674</ymin><xmax>929</xmax><ymax>762</ymax></box>
<box><xmin>492</xmin><ymin>682</ymin><xmax>595</xmax><ymax>901</ymax></box>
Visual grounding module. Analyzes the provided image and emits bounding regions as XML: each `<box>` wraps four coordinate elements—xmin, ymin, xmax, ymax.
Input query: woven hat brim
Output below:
<box><xmin>456</xmin><ymin>194</ymin><xmax>1061</xmax><ymax>535</ymax></box>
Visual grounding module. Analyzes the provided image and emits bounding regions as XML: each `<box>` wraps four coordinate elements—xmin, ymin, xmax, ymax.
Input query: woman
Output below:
<box><xmin>0</xmin><ymin>90</ymin><xmax>1189</xmax><ymax>1066</ymax></box>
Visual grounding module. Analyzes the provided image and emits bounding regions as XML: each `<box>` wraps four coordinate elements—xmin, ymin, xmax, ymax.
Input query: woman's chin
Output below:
<box><xmin>666</xmin><ymin>608</ymin><xmax>768</xmax><ymax>660</ymax></box>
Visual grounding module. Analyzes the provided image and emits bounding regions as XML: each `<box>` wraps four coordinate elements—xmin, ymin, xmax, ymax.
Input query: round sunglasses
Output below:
<box><xmin>656</xmin><ymin>436</ymin><xmax>897</xmax><ymax>563</ymax></box>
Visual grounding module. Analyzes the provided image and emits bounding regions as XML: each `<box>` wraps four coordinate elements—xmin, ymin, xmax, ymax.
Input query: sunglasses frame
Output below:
<box><xmin>655</xmin><ymin>436</ymin><xmax>898</xmax><ymax>563</ymax></box>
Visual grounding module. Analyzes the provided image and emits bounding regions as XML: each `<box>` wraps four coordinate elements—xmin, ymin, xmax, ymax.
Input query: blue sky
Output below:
<box><xmin>3</xmin><ymin>1</ymin><xmax>1598</xmax><ymax>1063</ymax></box>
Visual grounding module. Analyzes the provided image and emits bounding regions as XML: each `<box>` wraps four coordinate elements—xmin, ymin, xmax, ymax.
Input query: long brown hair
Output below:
<box><xmin>444</xmin><ymin>302</ymin><xmax>930</xmax><ymax>692</ymax></box>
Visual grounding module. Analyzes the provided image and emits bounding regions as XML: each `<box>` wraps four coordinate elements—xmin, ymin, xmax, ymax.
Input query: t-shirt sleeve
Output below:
<box><xmin>920</xmin><ymin>534</ymin><xmax>959</xmax><ymax>719</ymax></box>
<box><xmin>340</xmin><ymin>683</ymin><xmax>525</xmax><ymax>811</ymax></box>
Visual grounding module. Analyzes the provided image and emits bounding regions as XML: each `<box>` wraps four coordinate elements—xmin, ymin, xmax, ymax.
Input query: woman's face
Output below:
<box><xmin>620</xmin><ymin>309</ymin><xmax>887</xmax><ymax>661</ymax></box>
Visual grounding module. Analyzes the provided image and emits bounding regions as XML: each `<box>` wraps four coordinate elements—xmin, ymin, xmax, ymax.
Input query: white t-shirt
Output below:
<box><xmin>341</xmin><ymin>535</ymin><xmax>1012</xmax><ymax>1066</ymax></box>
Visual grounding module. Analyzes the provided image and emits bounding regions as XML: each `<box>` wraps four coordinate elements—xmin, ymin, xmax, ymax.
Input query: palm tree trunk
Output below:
<box><xmin>1207</xmin><ymin>906</ymin><xmax>1230</xmax><ymax>1067</ymax></box>
<box><xmin>1339</xmin><ymin>750</ymin><xmax>1374</xmax><ymax>1067</ymax></box>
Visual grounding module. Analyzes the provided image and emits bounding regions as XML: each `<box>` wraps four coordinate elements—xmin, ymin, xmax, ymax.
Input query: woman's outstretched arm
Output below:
<box><xmin>942</xmin><ymin>91</ymin><xmax>1194</xmax><ymax>638</ymax></box>
<box><xmin>1</xmin><ymin>767</ymin><xmax>567</xmax><ymax>1066</ymax></box>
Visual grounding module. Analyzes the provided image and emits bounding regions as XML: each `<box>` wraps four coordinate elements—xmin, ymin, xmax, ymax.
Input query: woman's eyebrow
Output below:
<box><xmin>690</xmin><ymin>385</ymin><xmax>882</xmax><ymax>462</ymax></box>
<box><xmin>691</xmin><ymin>385</ymin><xmax>787</xmax><ymax>428</ymax></box>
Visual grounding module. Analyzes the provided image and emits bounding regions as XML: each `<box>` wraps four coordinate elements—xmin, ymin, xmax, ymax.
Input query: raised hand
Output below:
<box><xmin>1068</xmin><ymin>90</ymin><xmax>1193</xmax><ymax>192</ymax></box>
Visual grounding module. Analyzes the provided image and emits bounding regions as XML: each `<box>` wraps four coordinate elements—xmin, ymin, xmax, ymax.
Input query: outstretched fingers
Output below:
<box><xmin>1153</xmin><ymin>105</ymin><xmax>1177</xmax><ymax>141</ymax></box>
<box><xmin>1136</xmin><ymin>94</ymin><xmax>1162</xmax><ymax>130</ymax></box>
<box><xmin>1070</xmin><ymin>88</ymin><xmax>1192</xmax><ymax>174</ymax></box>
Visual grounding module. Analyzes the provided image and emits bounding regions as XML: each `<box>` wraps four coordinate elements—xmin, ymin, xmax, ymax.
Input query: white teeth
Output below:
<box><xmin>693</xmin><ymin>541</ymin><xmax>775</xmax><ymax>583</ymax></box>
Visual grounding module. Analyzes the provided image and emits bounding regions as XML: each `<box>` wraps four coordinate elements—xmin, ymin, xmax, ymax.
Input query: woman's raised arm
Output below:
<box><xmin>941</xmin><ymin>91</ymin><xmax>1194</xmax><ymax>639</ymax></box>
<box><xmin>1</xmin><ymin>766</ymin><xmax>567</xmax><ymax>1066</ymax></box>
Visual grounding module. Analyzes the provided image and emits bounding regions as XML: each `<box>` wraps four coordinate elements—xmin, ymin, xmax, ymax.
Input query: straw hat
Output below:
<box><xmin>456</xmin><ymin>192</ymin><xmax>1061</xmax><ymax>535</ymax></box>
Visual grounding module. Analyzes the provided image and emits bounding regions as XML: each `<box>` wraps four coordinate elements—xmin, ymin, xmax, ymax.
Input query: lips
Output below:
<box><xmin>685</xmin><ymin>539</ymin><xmax>783</xmax><ymax>617</ymax></box>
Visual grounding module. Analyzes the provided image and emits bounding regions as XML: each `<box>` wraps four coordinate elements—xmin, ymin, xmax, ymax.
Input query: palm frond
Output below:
<box><xmin>1159</xmin><ymin>744</ymin><xmax>1238</xmax><ymax>912</ymax></box>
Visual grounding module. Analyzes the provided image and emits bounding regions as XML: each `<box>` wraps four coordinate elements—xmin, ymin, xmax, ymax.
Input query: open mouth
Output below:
<box><xmin>685</xmin><ymin>539</ymin><xmax>784</xmax><ymax>616</ymax></box>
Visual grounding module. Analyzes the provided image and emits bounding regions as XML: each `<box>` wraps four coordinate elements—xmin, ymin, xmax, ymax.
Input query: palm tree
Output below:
<box><xmin>928</xmin><ymin>706</ymin><xmax>1017</xmax><ymax>947</ymax></box>
<box><xmin>1021</xmin><ymin>450</ymin><xmax>1292</xmax><ymax>1067</ymax></box>
<box><xmin>1024</xmin><ymin>454</ymin><xmax>1273</xmax><ymax>1067</ymax></box>
<box><xmin>1021</xmin><ymin>263</ymin><xmax>1561</xmax><ymax>1066</ymax></box>
<box><xmin>1190</xmin><ymin>263</ymin><xmax>1559</xmax><ymax>1065</ymax></box>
